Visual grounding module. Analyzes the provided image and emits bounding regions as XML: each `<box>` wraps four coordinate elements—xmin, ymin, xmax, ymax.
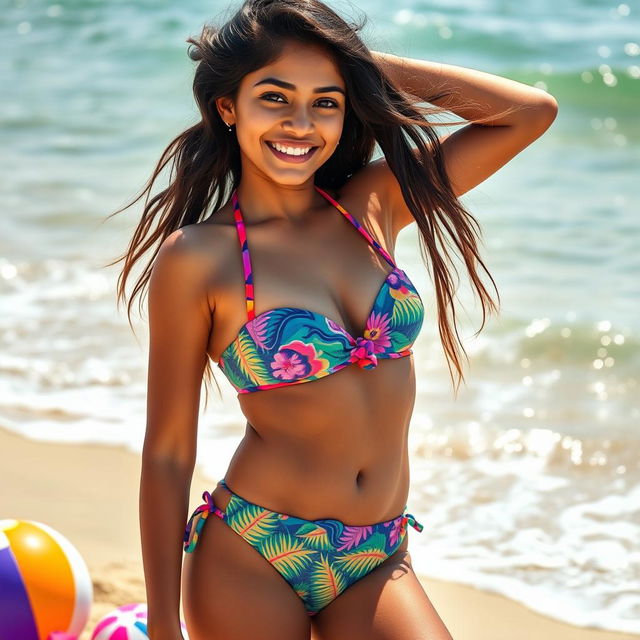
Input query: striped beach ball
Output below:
<box><xmin>90</xmin><ymin>603</ymin><xmax>189</xmax><ymax>639</ymax></box>
<box><xmin>0</xmin><ymin>519</ymin><xmax>92</xmax><ymax>640</ymax></box>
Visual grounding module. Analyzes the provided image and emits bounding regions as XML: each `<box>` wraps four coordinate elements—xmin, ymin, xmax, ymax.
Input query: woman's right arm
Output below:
<box><xmin>139</xmin><ymin>228</ymin><xmax>214</xmax><ymax>638</ymax></box>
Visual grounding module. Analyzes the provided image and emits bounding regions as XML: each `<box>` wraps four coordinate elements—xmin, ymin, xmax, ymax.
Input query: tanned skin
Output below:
<box><xmin>141</xmin><ymin>39</ymin><xmax>557</xmax><ymax>640</ymax></box>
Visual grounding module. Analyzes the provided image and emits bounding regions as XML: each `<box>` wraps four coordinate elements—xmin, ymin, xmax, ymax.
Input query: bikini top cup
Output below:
<box><xmin>217</xmin><ymin>185</ymin><xmax>425</xmax><ymax>394</ymax></box>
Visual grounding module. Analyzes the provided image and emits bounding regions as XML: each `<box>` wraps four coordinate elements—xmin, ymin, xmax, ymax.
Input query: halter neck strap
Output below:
<box><xmin>313</xmin><ymin>185</ymin><xmax>397</xmax><ymax>269</ymax></box>
<box><xmin>231</xmin><ymin>190</ymin><xmax>255</xmax><ymax>321</ymax></box>
<box><xmin>230</xmin><ymin>185</ymin><xmax>397</xmax><ymax>322</ymax></box>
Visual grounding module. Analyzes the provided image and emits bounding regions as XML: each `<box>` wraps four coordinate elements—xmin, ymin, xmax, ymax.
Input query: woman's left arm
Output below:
<box><xmin>373</xmin><ymin>51</ymin><xmax>558</xmax><ymax>128</ymax></box>
<box><xmin>369</xmin><ymin>51</ymin><xmax>559</xmax><ymax>229</ymax></box>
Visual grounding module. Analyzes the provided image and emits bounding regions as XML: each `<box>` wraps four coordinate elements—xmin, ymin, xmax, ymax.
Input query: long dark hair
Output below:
<box><xmin>107</xmin><ymin>0</ymin><xmax>509</xmax><ymax>401</ymax></box>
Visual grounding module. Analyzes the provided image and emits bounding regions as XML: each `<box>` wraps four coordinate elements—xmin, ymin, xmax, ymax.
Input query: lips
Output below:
<box><xmin>265</xmin><ymin>141</ymin><xmax>319</xmax><ymax>164</ymax></box>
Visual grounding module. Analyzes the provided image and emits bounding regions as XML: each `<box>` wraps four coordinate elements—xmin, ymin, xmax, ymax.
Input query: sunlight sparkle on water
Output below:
<box><xmin>616</xmin><ymin>3</ymin><xmax>630</xmax><ymax>17</ymax></box>
<box><xmin>625</xmin><ymin>42</ymin><xmax>640</xmax><ymax>56</ymax></box>
<box><xmin>525</xmin><ymin>318</ymin><xmax>550</xmax><ymax>338</ymax></box>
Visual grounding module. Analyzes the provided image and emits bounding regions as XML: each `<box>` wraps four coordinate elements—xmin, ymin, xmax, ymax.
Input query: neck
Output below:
<box><xmin>233</xmin><ymin>180</ymin><xmax>331</xmax><ymax>224</ymax></box>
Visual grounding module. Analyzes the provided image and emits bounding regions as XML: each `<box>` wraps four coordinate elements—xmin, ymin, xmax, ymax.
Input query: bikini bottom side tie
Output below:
<box><xmin>182</xmin><ymin>490</ymin><xmax>225</xmax><ymax>553</ymax></box>
<box><xmin>182</xmin><ymin>479</ymin><xmax>425</xmax><ymax>616</ymax></box>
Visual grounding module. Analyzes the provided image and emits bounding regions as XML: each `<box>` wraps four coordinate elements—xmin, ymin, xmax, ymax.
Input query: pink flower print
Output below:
<box><xmin>364</xmin><ymin>311</ymin><xmax>392</xmax><ymax>353</ymax></box>
<box><xmin>336</xmin><ymin>525</ymin><xmax>374</xmax><ymax>551</ymax></box>
<box><xmin>383</xmin><ymin>515</ymin><xmax>406</xmax><ymax>548</ymax></box>
<box><xmin>271</xmin><ymin>350</ymin><xmax>308</xmax><ymax>380</ymax></box>
<box><xmin>270</xmin><ymin>340</ymin><xmax>330</xmax><ymax>381</ymax></box>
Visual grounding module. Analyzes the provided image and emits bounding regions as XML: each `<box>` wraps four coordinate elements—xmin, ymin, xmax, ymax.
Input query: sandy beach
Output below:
<box><xmin>0</xmin><ymin>425</ymin><xmax>636</xmax><ymax>640</ymax></box>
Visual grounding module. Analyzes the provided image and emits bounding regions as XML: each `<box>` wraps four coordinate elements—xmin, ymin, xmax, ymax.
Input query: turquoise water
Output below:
<box><xmin>1</xmin><ymin>0</ymin><xmax>639</xmax><ymax>634</ymax></box>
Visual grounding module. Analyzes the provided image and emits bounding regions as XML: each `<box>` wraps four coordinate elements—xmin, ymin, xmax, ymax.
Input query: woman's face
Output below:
<box><xmin>218</xmin><ymin>39</ymin><xmax>347</xmax><ymax>186</ymax></box>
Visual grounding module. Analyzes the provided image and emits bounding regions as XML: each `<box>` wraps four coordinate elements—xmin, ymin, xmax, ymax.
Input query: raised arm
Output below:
<box><xmin>368</xmin><ymin>52</ymin><xmax>559</xmax><ymax>234</ymax></box>
<box><xmin>139</xmin><ymin>227</ymin><xmax>213</xmax><ymax>638</ymax></box>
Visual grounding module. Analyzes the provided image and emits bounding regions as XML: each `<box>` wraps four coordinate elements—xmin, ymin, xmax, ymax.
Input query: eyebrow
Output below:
<box><xmin>253</xmin><ymin>77</ymin><xmax>346</xmax><ymax>96</ymax></box>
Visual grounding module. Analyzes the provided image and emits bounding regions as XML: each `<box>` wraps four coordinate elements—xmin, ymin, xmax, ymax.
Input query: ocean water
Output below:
<box><xmin>1</xmin><ymin>0</ymin><xmax>639</xmax><ymax>634</ymax></box>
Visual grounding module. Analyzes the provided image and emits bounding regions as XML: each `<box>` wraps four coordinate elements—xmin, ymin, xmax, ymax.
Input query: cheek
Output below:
<box><xmin>307</xmin><ymin>113</ymin><xmax>344</xmax><ymax>145</ymax></box>
<box><xmin>327</xmin><ymin>112</ymin><xmax>345</xmax><ymax>138</ymax></box>
<box><xmin>240</xmin><ymin>105</ymin><xmax>276</xmax><ymax>135</ymax></box>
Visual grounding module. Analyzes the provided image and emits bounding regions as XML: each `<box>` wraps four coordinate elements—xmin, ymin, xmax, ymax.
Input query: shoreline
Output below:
<box><xmin>1</xmin><ymin>425</ymin><xmax>637</xmax><ymax>640</ymax></box>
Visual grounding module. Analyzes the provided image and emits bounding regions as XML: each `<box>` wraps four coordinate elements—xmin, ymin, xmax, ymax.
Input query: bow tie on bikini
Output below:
<box><xmin>349</xmin><ymin>336</ymin><xmax>378</xmax><ymax>369</ymax></box>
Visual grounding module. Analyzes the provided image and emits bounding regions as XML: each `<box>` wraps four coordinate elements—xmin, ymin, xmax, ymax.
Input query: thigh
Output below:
<box><xmin>182</xmin><ymin>488</ymin><xmax>311</xmax><ymax>640</ymax></box>
<box><xmin>310</xmin><ymin>537</ymin><xmax>453</xmax><ymax>640</ymax></box>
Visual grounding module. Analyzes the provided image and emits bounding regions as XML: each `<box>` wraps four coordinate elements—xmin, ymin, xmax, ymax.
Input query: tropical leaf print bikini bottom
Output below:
<box><xmin>183</xmin><ymin>478</ymin><xmax>425</xmax><ymax>616</ymax></box>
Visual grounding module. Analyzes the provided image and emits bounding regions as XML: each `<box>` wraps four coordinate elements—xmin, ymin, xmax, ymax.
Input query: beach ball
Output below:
<box><xmin>0</xmin><ymin>519</ymin><xmax>92</xmax><ymax>640</ymax></box>
<box><xmin>90</xmin><ymin>603</ymin><xmax>190</xmax><ymax>639</ymax></box>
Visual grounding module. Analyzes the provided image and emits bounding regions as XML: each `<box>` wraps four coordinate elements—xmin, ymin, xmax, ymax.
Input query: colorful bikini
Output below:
<box><xmin>217</xmin><ymin>184</ymin><xmax>425</xmax><ymax>393</ymax></box>
<box><xmin>183</xmin><ymin>186</ymin><xmax>426</xmax><ymax>616</ymax></box>
<box><xmin>184</xmin><ymin>479</ymin><xmax>425</xmax><ymax>617</ymax></box>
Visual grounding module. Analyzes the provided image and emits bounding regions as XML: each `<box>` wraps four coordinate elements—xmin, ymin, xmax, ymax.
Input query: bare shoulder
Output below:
<box><xmin>150</xmin><ymin>214</ymin><xmax>237</xmax><ymax>311</ymax></box>
<box><xmin>157</xmin><ymin>216</ymin><xmax>233</xmax><ymax>262</ymax></box>
<box><xmin>338</xmin><ymin>146</ymin><xmax>434</xmax><ymax>242</ymax></box>
<box><xmin>336</xmin><ymin>161</ymin><xmax>401</xmax><ymax>247</ymax></box>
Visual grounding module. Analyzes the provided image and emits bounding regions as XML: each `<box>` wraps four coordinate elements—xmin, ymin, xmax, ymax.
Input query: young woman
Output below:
<box><xmin>111</xmin><ymin>0</ymin><xmax>557</xmax><ymax>637</ymax></box>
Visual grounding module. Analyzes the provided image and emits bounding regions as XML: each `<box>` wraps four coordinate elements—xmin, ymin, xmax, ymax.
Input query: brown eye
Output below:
<box><xmin>259</xmin><ymin>93</ymin><xmax>338</xmax><ymax>108</ymax></box>
<box><xmin>316</xmin><ymin>98</ymin><xmax>339</xmax><ymax>109</ymax></box>
<box><xmin>260</xmin><ymin>92</ymin><xmax>286</xmax><ymax>103</ymax></box>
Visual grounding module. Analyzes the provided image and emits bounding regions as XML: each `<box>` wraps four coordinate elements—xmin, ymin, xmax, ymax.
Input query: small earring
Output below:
<box><xmin>224</xmin><ymin>121</ymin><xmax>233</xmax><ymax>132</ymax></box>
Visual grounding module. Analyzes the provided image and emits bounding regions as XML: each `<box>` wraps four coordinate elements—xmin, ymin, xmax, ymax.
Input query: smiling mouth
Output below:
<box><xmin>265</xmin><ymin>141</ymin><xmax>320</xmax><ymax>162</ymax></box>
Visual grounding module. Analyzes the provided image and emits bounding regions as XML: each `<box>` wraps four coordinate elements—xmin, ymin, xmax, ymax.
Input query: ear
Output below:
<box><xmin>215</xmin><ymin>97</ymin><xmax>235</xmax><ymax>126</ymax></box>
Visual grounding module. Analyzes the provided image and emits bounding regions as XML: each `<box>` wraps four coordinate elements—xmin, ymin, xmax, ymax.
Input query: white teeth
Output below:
<box><xmin>270</xmin><ymin>142</ymin><xmax>313</xmax><ymax>156</ymax></box>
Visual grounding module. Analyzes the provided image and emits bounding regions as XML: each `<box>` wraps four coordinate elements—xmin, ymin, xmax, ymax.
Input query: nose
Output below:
<box><xmin>282</xmin><ymin>104</ymin><xmax>315</xmax><ymax>134</ymax></box>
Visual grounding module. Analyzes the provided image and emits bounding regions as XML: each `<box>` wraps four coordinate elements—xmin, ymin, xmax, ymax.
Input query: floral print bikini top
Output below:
<box><xmin>217</xmin><ymin>185</ymin><xmax>425</xmax><ymax>394</ymax></box>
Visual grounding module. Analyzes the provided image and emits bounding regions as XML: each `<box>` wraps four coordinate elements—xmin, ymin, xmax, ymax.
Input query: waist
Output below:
<box><xmin>223</xmin><ymin>430</ymin><xmax>411</xmax><ymax>524</ymax></box>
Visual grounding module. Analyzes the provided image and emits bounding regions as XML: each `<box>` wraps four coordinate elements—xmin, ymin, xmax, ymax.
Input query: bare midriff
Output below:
<box><xmin>216</xmin><ymin>354</ymin><xmax>416</xmax><ymax>527</ymax></box>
